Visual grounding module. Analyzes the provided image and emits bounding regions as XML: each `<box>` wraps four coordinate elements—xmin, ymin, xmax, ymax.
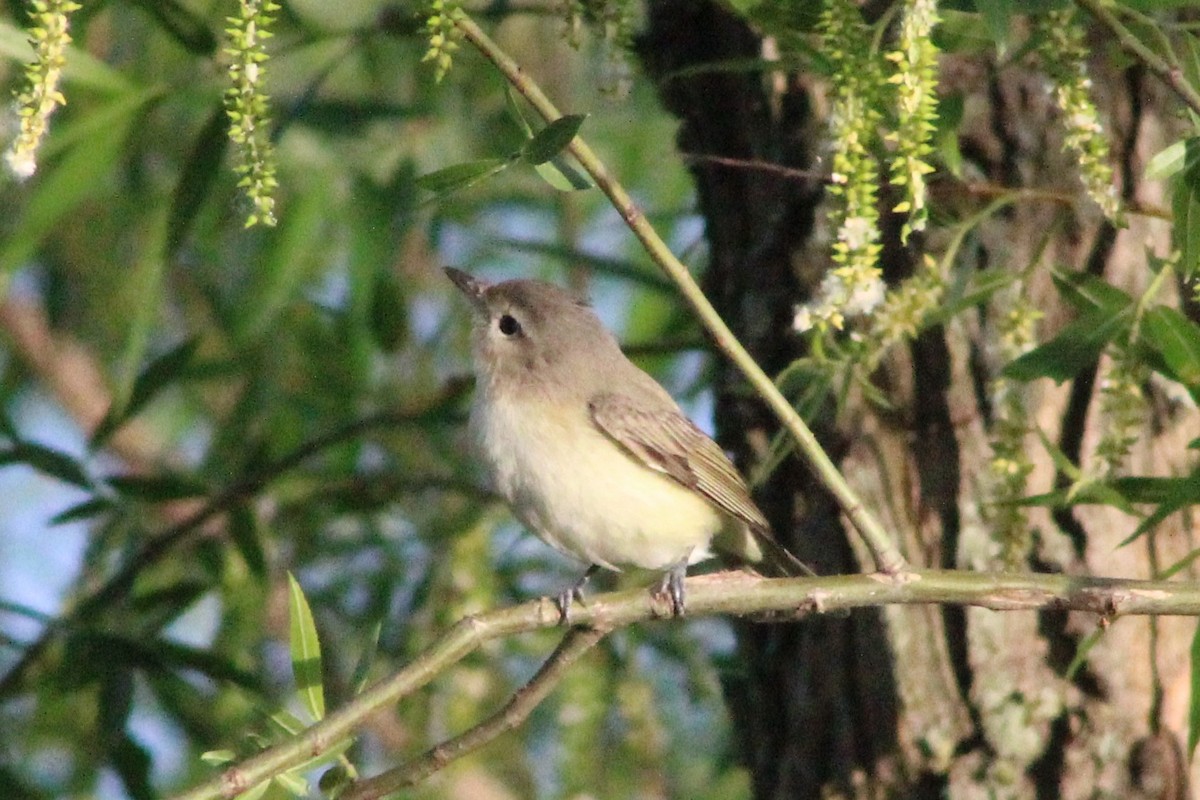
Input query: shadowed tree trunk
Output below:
<box><xmin>638</xmin><ymin>2</ymin><xmax>1195</xmax><ymax>798</ymax></box>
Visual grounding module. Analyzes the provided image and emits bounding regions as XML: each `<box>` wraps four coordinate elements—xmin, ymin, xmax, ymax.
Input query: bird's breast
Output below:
<box><xmin>470</xmin><ymin>390</ymin><xmax>721</xmax><ymax>571</ymax></box>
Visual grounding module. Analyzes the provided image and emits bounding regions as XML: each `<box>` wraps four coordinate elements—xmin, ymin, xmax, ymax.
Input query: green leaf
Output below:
<box><xmin>1050</xmin><ymin>270</ymin><xmax>1132</xmax><ymax>316</ymax></box>
<box><xmin>229</xmin><ymin>502</ymin><xmax>267</xmax><ymax>579</ymax></box>
<box><xmin>1111</xmin><ymin>474</ymin><xmax>1200</xmax><ymax>505</ymax></box>
<box><xmin>1143</xmin><ymin>306</ymin><xmax>1200</xmax><ymax>390</ymax></box>
<box><xmin>368</xmin><ymin>269</ymin><xmax>408</xmax><ymax>353</ymax></box>
<box><xmin>0</xmin><ymin>442</ymin><xmax>92</xmax><ymax>488</ymax></box>
<box><xmin>110</xmin><ymin>734</ymin><xmax>154</xmax><ymax>800</ymax></box>
<box><xmin>106</xmin><ymin>473</ymin><xmax>208</xmax><ymax>502</ymax></box>
<box><xmin>234</xmin><ymin>183</ymin><xmax>333</xmax><ymax>342</ymax></box>
<box><xmin>200</xmin><ymin>749</ymin><xmax>237</xmax><ymax>766</ymax></box>
<box><xmin>1173</xmin><ymin>137</ymin><xmax>1200</xmax><ymax>280</ymax></box>
<box><xmin>505</xmin><ymin>86</ymin><xmax>535</xmax><ymax>137</ymax></box>
<box><xmin>1145</xmin><ymin>139</ymin><xmax>1186</xmax><ymax>181</ymax></box>
<box><xmin>1190</xmin><ymin>621</ymin><xmax>1200</xmax><ymax>759</ymax></box>
<box><xmin>92</xmin><ymin>338</ymin><xmax>199</xmax><ymax>450</ymax></box>
<box><xmin>287</xmin><ymin>573</ymin><xmax>325</xmax><ymax>721</ymax></box>
<box><xmin>521</xmin><ymin>114</ymin><xmax>587</xmax><ymax>165</ymax></box>
<box><xmin>533</xmin><ymin>155</ymin><xmax>594</xmax><ymax>192</ymax></box>
<box><xmin>1065</xmin><ymin>627</ymin><xmax>1105</xmax><ymax>681</ymax></box>
<box><xmin>415</xmin><ymin>158</ymin><xmax>514</xmax><ymax>195</ymax></box>
<box><xmin>167</xmin><ymin>107</ymin><xmax>229</xmax><ymax>257</ymax></box>
<box><xmin>0</xmin><ymin>20</ymin><xmax>132</xmax><ymax>93</ymax></box>
<box><xmin>923</xmin><ymin>266</ymin><xmax>1013</xmax><ymax>327</ymax></box>
<box><xmin>1163</xmin><ymin>547</ymin><xmax>1200</xmax><ymax>580</ymax></box>
<box><xmin>350</xmin><ymin>621</ymin><xmax>382</xmax><ymax>695</ymax></box>
<box><xmin>1003</xmin><ymin>309</ymin><xmax>1128</xmax><ymax>383</ymax></box>
<box><xmin>50</xmin><ymin>497</ymin><xmax>114</xmax><ymax>525</ymax></box>
<box><xmin>232</xmin><ymin>779</ymin><xmax>272</xmax><ymax>800</ymax></box>
<box><xmin>0</xmin><ymin>91</ymin><xmax>151</xmax><ymax>279</ymax></box>
<box><xmin>976</xmin><ymin>0</ymin><xmax>1013</xmax><ymax>52</ymax></box>
<box><xmin>127</xmin><ymin>0</ymin><xmax>217</xmax><ymax>55</ymax></box>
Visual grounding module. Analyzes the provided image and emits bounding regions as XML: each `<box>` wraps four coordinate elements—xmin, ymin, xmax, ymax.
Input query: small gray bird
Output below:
<box><xmin>446</xmin><ymin>268</ymin><xmax>807</xmax><ymax>618</ymax></box>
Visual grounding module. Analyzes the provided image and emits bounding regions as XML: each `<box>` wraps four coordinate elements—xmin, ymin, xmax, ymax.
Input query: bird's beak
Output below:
<box><xmin>444</xmin><ymin>267</ymin><xmax>489</xmax><ymax>314</ymax></box>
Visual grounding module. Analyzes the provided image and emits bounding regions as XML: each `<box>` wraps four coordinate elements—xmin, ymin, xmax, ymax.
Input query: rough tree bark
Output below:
<box><xmin>638</xmin><ymin>2</ymin><xmax>1196</xmax><ymax>798</ymax></box>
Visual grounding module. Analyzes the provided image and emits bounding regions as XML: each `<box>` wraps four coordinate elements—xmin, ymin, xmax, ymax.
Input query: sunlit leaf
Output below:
<box><xmin>288</xmin><ymin>573</ymin><xmax>325</xmax><ymax>721</ymax></box>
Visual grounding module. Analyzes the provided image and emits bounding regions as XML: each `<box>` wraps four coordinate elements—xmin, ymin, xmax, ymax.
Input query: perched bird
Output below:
<box><xmin>446</xmin><ymin>268</ymin><xmax>807</xmax><ymax>618</ymax></box>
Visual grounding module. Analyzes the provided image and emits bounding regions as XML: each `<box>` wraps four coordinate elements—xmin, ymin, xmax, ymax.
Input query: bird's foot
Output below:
<box><xmin>654</xmin><ymin>556</ymin><xmax>690</xmax><ymax>617</ymax></box>
<box><xmin>555</xmin><ymin>564</ymin><xmax>600</xmax><ymax>625</ymax></box>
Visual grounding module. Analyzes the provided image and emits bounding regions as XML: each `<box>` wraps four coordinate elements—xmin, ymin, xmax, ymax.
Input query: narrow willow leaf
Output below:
<box><xmin>350</xmin><ymin>621</ymin><xmax>382</xmax><ymax>695</ymax></box>
<box><xmin>1003</xmin><ymin>310</ymin><xmax>1127</xmax><ymax>383</ymax></box>
<box><xmin>534</xmin><ymin>155</ymin><xmax>593</xmax><ymax>192</ymax></box>
<box><xmin>229</xmin><ymin>502</ymin><xmax>267</xmax><ymax>579</ymax></box>
<box><xmin>50</xmin><ymin>497</ymin><xmax>113</xmax><ymax>525</ymax></box>
<box><xmin>521</xmin><ymin>114</ymin><xmax>587</xmax><ymax>165</ymax></box>
<box><xmin>0</xmin><ymin>442</ymin><xmax>92</xmax><ymax>489</ymax></box>
<box><xmin>1190</xmin><ymin>621</ymin><xmax>1200</xmax><ymax>759</ymax></box>
<box><xmin>287</xmin><ymin>573</ymin><xmax>325</xmax><ymax>720</ymax></box>
<box><xmin>415</xmin><ymin>158</ymin><xmax>512</xmax><ymax>194</ymax></box>
<box><xmin>1144</xmin><ymin>306</ymin><xmax>1200</xmax><ymax>390</ymax></box>
<box><xmin>1065</xmin><ymin>627</ymin><xmax>1105</xmax><ymax>681</ymax></box>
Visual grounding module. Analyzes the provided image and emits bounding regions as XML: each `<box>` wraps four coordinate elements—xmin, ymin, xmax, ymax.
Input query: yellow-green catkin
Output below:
<box><xmin>989</xmin><ymin>289</ymin><xmax>1042</xmax><ymax>567</ymax></box>
<box><xmin>864</xmin><ymin>253</ymin><xmax>946</xmax><ymax>369</ymax></box>
<box><xmin>796</xmin><ymin>0</ymin><xmax>886</xmax><ymax>334</ymax></box>
<box><xmin>1091</xmin><ymin>350</ymin><xmax>1147</xmax><ymax>478</ymax></box>
<box><xmin>4</xmin><ymin>0</ymin><xmax>82</xmax><ymax>180</ymax></box>
<box><xmin>224</xmin><ymin>0</ymin><xmax>280</xmax><ymax>227</ymax></box>
<box><xmin>422</xmin><ymin>0</ymin><xmax>465</xmax><ymax>82</ymax></box>
<box><xmin>885</xmin><ymin>0</ymin><xmax>940</xmax><ymax>242</ymax></box>
<box><xmin>1036</xmin><ymin>8</ymin><xmax>1123</xmax><ymax>224</ymax></box>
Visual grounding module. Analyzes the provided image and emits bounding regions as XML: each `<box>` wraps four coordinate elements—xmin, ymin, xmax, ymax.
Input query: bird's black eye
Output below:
<box><xmin>498</xmin><ymin>314</ymin><xmax>521</xmax><ymax>336</ymax></box>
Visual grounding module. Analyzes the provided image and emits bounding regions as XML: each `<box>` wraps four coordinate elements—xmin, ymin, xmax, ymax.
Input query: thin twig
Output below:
<box><xmin>678</xmin><ymin>152</ymin><xmax>832</xmax><ymax>184</ymax></box>
<box><xmin>453</xmin><ymin>13</ymin><xmax>908</xmax><ymax>576</ymax></box>
<box><xmin>169</xmin><ymin>568</ymin><xmax>1200</xmax><ymax>800</ymax></box>
<box><xmin>0</xmin><ymin>389</ymin><xmax>467</xmax><ymax>698</ymax></box>
<box><xmin>342</xmin><ymin>626</ymin><xmax>610</xmax><ymax>800</ymax></box>
<box><xmin>1074</xmin><ymin>0</ymin><xmax>1200</xmax><ymax>117</ymax></box>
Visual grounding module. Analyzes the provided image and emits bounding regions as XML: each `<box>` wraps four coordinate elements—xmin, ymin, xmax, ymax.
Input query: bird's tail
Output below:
<box><xmin>713</xmin><ymin>524</ymin><xmax>815</xmax><ymax>578</ymax></box>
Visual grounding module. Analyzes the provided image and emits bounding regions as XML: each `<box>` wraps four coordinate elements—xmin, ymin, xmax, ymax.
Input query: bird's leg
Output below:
<box><xmin>655</xmin><ymin>553</ymin><xmax>691</xmax><ymax>617</ymax></box>
<box><xmin>556</xmin><ymin>564</ymin><xmax>600</xmax><ymax>625</ymax></box>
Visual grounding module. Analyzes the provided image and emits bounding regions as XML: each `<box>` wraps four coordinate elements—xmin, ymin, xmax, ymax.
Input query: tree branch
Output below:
<box><xmin>1074</xmin><ymin>0</ymin><xmax>1200</xmax><ymax>118</ymax></box>
<box><xmin>453</xmin><ymin>13</ymin><xmax>907</xmax><ymax>576</ymax></box>
<box><xmin>342</xmin><ymin>626</ymin><xmax>610</xmax><ymax>800</ymax></box>
<box><xmin>169</xmin><ymin>568</ymin><xmax>1200</xmax><ymax>800</ymax></box>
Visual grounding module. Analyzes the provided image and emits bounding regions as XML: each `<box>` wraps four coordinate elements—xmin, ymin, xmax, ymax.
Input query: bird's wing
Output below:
<box><xmin>587</xmin><ymin>392</ymin><xmax>770</xmax><ymax>532</ymax></box>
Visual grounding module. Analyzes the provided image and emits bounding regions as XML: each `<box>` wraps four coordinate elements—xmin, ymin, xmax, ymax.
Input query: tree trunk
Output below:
<box><xmin>638</xmin><ymin>3</ymin><xmax>1196</xmax><ymax>798</ymax></box>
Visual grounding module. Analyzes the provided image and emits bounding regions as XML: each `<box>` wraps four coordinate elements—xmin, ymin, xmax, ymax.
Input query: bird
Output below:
<box><xmin>445</xmin><ymin>267</ymin><xmax>809</xmax><ymax>619</ymax></box>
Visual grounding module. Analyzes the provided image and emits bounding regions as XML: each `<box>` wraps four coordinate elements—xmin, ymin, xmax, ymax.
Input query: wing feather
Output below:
<box><xmin>587</xmin><ymin>393</ymin><xmax>769</xmax><ymax>531</ymax></box>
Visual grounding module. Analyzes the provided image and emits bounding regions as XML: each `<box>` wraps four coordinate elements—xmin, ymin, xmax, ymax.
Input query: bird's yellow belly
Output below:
<box><xmin>474</xmin><ymin>394</ymin><xmax>720</xmax><ymax>571</ymax></box>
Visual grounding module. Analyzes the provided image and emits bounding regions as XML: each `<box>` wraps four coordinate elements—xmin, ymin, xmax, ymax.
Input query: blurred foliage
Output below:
<box><xmin>0</xmin><ymin>1</ymin><xmax>715</xmax><ymax>798</ymax></box>
<box><xmin>2</xmin><ymin>0</ymin><xmax>1200</xmax><ymax>798</ymax></box>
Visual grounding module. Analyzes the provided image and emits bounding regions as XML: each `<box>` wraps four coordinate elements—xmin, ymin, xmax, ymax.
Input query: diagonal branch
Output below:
<box><xmin>170</xmin><ymin>568</ymin><xmax>1200</xmax><ymax>800</ymax></box>
<box><xmin>453</xmin><ymin>13</ymin><xmax>907</xmax><ymax>576</ymax></box>
<box><xmin>342</xmin><ymin>625</ymin><xmax>610</xmax><ymax>800</ymax></box>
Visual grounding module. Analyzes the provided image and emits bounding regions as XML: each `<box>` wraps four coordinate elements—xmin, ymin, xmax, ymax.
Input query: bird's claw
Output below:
<box><xmin>555</xmin><ymin>564</ymin><xmax>599</xmax><ymax>625</ymax></box>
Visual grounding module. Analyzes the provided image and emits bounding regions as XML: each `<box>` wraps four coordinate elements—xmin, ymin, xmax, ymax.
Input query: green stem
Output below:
<box><xmin>454</xmin><ymin>14</ymin><xmax>908</xmax><ymax>575</ymax></box>
<box><xmin>1074</xmin><ymin>0</ymin><xmax>1200</xmax><ymax>117</ymax></box>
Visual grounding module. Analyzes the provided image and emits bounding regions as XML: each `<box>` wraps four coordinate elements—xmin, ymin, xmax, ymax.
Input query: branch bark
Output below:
<box><xmin>342</xmin><ymin>626</ymin><xmax>610</xmax><ymax>800</ymax></box>
<box><xmin>170</xmin><ymin>568</ymin><xmax>1200</xmax><ymax>800</ymax></box>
